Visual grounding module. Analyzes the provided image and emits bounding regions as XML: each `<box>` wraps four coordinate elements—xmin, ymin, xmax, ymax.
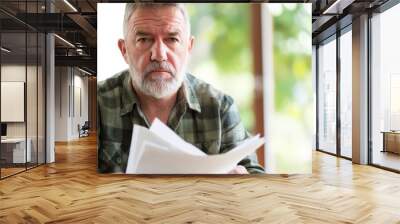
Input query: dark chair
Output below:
<box><xmin>78</xmin><ymin>121</ymin><xmax>90</xmax><ymax>138</ymax></box>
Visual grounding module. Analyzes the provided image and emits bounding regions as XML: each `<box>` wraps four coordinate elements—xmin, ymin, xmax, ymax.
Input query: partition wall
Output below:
<box><xmin>0</xmin><ymin>0</ymin><xmax>47</xmax><ymax>179</ymax></box>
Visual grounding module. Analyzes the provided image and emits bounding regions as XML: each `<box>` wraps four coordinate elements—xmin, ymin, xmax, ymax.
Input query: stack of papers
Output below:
<box><xmin>126</xmin><ymin>118</ymin><xmax>264</xmax><ymax>174</ymax></box>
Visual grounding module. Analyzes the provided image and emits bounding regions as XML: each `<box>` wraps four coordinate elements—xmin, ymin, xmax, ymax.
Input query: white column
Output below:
<box><xmin>352</xmin><ymin>14</ymin><xmax>369</xmax><ymax>164</ymax></box>
<box><xmin>46</xmin><ymin>32</ymin><xmax>55</xmax><ymax>163</ymax></box>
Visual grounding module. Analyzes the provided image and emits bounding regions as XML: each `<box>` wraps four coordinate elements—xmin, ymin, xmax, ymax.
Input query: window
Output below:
<box><xmin>371</xmin><ymin>3</ymin><xmax>400</xmax><ymax>171</ymax></box>
<box><xmin>317</xmin><ymin>37</ymin><xmax>337</xmax><ymax>154</ymax></box>
<box><xmin>340</xmin><ymin>29</ymin><xmax>352</xmax><ymax>158</ymax></box>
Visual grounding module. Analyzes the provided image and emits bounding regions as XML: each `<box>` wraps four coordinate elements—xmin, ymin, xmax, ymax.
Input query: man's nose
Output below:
<box><xmin>150</xmin><ymin>39</ymin><xmax>168</xmax><ymax>62</ymax></box>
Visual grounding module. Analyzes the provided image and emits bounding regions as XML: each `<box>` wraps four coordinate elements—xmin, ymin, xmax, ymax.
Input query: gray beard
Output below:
<box><xmin>130</xmin><ymin>65</ymin><xmax>186</xmax><ymax>99</ymax></box>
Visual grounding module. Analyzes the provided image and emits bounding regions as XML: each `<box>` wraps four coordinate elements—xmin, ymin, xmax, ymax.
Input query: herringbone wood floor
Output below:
<box><xmin>1</xmin><ymin>134</ymin><xmax>400</xmax><ymax>223</ymax></box>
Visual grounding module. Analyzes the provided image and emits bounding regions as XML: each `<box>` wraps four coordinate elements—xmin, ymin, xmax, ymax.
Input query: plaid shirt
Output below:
<box><xmin>97</xmin><ymin>70</ymin><xmax>264</xmax><ymax>174</ymax></box>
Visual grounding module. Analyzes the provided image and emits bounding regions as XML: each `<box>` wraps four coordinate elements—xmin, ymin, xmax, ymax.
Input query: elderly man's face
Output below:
<box><xmin>118</xmin><ymin>6</ymin><xmax>194</xmax><ymax>99</ymax></box>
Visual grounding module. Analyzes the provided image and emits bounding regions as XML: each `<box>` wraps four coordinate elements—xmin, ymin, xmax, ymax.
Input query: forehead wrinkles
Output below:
<box><xmin>132</xmin><ymin>18</ymin><xmax>185</xmax><ymax>35</ymax></box>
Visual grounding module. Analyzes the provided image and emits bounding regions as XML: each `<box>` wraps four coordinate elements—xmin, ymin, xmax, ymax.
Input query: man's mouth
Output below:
<box><xmin>149</xmin><ymin>70</ymin><xmax>173</xmax><ymax>77</ymax></box>
<box><xmin>146</xmin><ymin>70</ymin><xmax>174</xmax><ymax>80</ymax></box>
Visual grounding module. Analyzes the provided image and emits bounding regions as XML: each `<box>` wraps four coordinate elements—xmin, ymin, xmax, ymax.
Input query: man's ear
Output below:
<box><xmin>188</xmin><ymin>36</ymin><xmax>195</xmax><ymax>53</ymax></box>
<box><xmin>118</xmin><ymin>39</ymin><xmax>129</xmax><ymax>64</ymax></box>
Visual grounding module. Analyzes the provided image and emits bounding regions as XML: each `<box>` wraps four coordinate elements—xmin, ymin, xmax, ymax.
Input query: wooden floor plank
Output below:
<box><xmin>0</xmin><ymin>134</ymin><xmax>400</xmax><ymax>223</ymax></box>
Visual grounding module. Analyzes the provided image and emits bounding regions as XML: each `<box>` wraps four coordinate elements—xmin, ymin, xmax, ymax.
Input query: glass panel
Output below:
<box><xmin>318</xmin><ymin>38</ymin><xmax>337</xmax><ymax>154</ymax></box>
<box><xmin>371</xmin><ymin>4</ymin><xmax>400</xmax><ymax>171</ymax></box>
<box><xmin>1</xmin><ymin>1</ymin><xmax>28</xmax><ymax>178</ymax></box>
<box><xmin>37</xmin><ymin>0</ymin><xmax>46</xmax><ymax>165</ymax></box>
<box><xmin>26</xmin><ymin>0</ymin><xmax>39</xmax><ymax>169</ymax></box>
<box><xmin>0</xmin><ymin>1</ymin><xmax>46</xmax><ymax>178</ymax></box>
<box><xmin>1</xmin><ymin>32</ymin><xmax>27</xmax><ymax>177</ymax></box>
<box><xmin>340</xmin><ymin>30</ymin><xmax>352</xmax><ymax>158</ymax></box>
<box><xmin>27</xmin><ymin>31</ymin><xmax>38</xmax><ymax>169</ymax></box>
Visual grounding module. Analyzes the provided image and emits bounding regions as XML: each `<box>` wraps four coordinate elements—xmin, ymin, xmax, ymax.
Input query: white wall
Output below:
<box><xmin>72</xmin><ymin>73</ymin><xmax>89</xmax><ymax>138</ymax></box>
<box><xmin>55</xmin><ymin>67</ymin><xmax>69</xmax><ymax>141</ymax></box>
<box><xmin>1</xmin><ymin>65</ymin><xmax>26</xmax><ymax>136</ymax></box>
<box><xmin>54</xmin><ymin>67</ymin><xmax>89</xmax><ymax>141</ymax></box>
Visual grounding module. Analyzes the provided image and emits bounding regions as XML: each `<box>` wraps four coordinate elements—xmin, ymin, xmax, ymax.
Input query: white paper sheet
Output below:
<box><xmin>149</xmin><ymin>119</ymin><xmax>206</xmax><ymax>156</ymax></box>
<box><xmin>126</xmin><ymin>125</ymin><xmax>173</xmax><ymax>173</ymax></box>
<box><xmin>126</xmin><ymin>118</ymin><xmax>264</xmax><ymax>174</ymax></box>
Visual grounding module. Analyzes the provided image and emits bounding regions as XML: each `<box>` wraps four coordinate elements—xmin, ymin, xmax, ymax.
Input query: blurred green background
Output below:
<box><xmin>186</xmin><ymin>3</ymin><xmax>312</xmax><ymax>173</ymax></box>
<box><xmin>187</xmin><ymin>3</ymin><xmax>255</xmax><ymax>131</ymax></box>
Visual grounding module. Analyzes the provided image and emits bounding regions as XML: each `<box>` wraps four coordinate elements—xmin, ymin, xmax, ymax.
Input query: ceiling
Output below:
<box><xmin>0</xmin><ymin>0</ymin><xmax>100</xmax><ymax>74</ymax></box>
<box><xmin>311</xmin><ymin>0</ymin><xmax>390</xmax><ymax>44</ymax></box>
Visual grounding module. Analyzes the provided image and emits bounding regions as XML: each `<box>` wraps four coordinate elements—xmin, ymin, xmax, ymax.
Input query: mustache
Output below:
<box><xmin>143</xmin><ymin>61</ymin><xmax>175</xmax><ymax>77</ymax></box>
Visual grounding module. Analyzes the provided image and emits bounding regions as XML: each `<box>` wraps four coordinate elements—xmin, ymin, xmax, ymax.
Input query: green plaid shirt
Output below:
<box><xmin>97</xmin><ymin>70</ymin><xmax>264</xmax><ymax>174</ymax></box>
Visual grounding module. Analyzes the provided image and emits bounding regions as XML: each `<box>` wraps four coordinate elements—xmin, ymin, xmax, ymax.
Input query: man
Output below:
<box><xmin>97</xmin><ymin>3</ymin><xmax>264</xmax><ymax>174</ymax></box>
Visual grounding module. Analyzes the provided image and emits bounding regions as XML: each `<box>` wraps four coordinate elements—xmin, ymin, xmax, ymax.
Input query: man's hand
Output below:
<box><xmin>228</xmin><ymin>165</ymin><xmax>249</xmax><ymax>174</ymax></box>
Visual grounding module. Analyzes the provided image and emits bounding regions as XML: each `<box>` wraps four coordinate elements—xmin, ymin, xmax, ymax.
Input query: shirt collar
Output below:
<box><xmin>119</xmin><ymin>71</ymin><xmax>202</xmax><ymax>116</ymax></box>
<box><xmin>182</xmin><ymin>74</ymin><xmax>201</xmax><ymax>113</ymax></box>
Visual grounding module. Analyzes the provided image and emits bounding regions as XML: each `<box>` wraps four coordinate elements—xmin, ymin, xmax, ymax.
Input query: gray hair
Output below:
<box><xmin>123</xmin><ymin>3</ymin><xmax>191</xmax><ymax>39</ymax></box>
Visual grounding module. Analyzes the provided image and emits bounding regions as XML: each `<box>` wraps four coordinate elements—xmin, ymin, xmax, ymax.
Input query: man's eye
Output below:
<box><xmin>137</xmin><ymin>38</ymin><xmax>150</xmax><ymax>43</ymax></box>
<box><xmin>167</xmin><ymin>37</ymin><xmax>179</xmax><ymax>43</ymax></box>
